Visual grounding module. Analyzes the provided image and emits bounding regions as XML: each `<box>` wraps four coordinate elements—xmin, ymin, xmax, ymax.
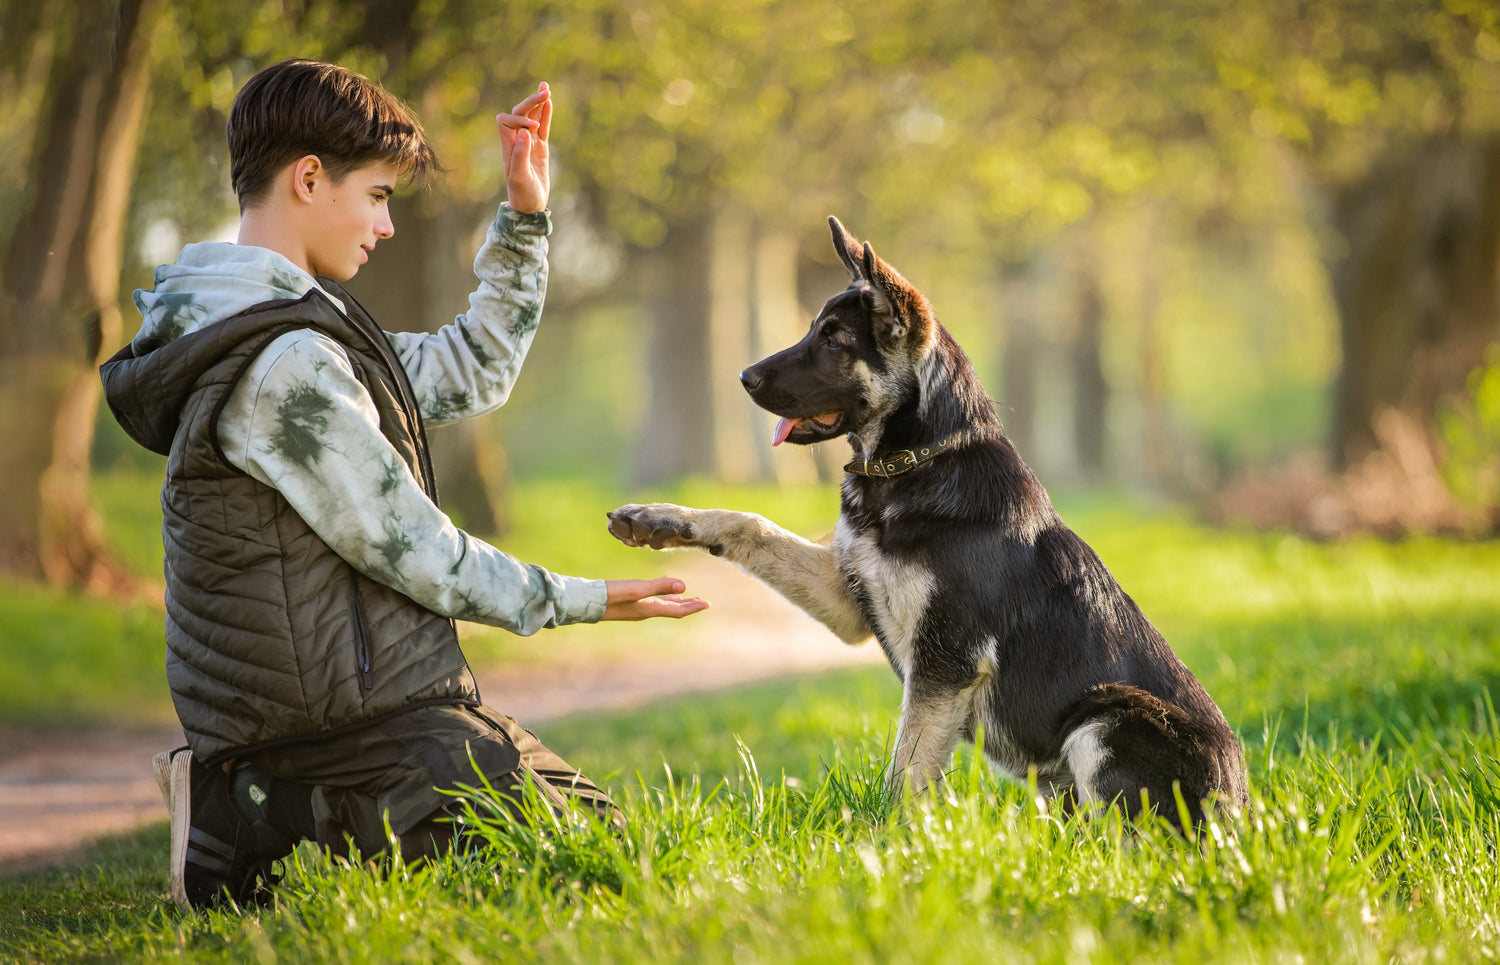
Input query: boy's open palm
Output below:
<box><xmin>498</xmin><ymin>83</ymin><xmax>552</xmax><ymax>213</ymax></box>
<box><xmin>603</xmin><ymin>578</ymin><xmax>710</xmax><ymax>622</ymax></box>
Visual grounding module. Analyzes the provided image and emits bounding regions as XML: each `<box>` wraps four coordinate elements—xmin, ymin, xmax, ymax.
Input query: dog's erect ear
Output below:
<box><xmin>859</xmin><ymin>242</ymin><xmax>896</xmax><ymax>322</ymax></box>
<box><xmin>829</xmin><ymin>216</ymin><xmax>865</xmax><ymax>282</ymax></box>
<box><xmin>828</xmin><ymin>215</ymin><xmax>928</xmax><ymax>347</ymax></box>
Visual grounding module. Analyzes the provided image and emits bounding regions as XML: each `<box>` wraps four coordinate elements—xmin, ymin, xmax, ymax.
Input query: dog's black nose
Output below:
<box><xmin>740</xmin><ymin>368</ymin><xmax>763</xmax><ymax>392</ymax></box>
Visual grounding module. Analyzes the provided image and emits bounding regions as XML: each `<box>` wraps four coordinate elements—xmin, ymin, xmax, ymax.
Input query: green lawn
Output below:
<box><xmin>2</xmin><ymin>475</ymin><xmax>1498</xmax><ymax>962</ymax></box>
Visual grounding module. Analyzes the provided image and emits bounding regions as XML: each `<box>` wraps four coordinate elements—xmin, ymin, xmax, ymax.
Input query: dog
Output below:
<box><xmin>607</xmin><ymin>217</ymin><xmax>1248</xmax><ymax>825</ymax></box>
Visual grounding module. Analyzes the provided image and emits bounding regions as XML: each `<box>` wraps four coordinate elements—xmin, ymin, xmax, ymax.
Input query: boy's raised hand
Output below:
<box><xmin>602</xmin><ymin>578</ymin><xmax>710</xmax><ymax>622</ymax></box>
<box><xmin>498</xmin><ymin>82</ymin><xmax>552</xmax><ymax>213</ymax></box>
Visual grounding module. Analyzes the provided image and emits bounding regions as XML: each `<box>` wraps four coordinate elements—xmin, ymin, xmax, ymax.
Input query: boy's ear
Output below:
<box><xmin>291</xmin><ymin>155</ymin><xmax>324</xmax><ymax>203</ymax></box>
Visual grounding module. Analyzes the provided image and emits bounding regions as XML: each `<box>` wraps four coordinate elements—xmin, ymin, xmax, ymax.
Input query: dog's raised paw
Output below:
<box><xmin>606</xmin><ymin>504</ymin><xmax>701</xmax><ymax>551</ymax></box>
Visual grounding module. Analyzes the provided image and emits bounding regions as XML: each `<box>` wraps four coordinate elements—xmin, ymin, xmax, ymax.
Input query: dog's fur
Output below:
<box><xmin>608</xmin><ymin>217</ymin><xmax>1248</xmax><ymax>825</ymax></box>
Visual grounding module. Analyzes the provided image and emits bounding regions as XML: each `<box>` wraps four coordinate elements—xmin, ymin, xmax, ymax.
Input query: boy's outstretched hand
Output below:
<box><xmin>602</xmin><ymin>578</ymin><xmax>710</xmax><ymax>622</ymax></box>
<box><xmin>498</xmin><ymin>82</ymin><xmax>552</xmax><ymax>213</ymax></box>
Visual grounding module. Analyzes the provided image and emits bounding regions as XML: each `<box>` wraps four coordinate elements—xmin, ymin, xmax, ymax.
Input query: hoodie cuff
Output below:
<box><xmin>498</xmin><ymin>203</ymin><xmax>552</xmax><ymax>238</ymax></box>
<box><xmin>555</xmin><ymin>576</ymin><xmax>609</xmax><ymax>625</ymax></box>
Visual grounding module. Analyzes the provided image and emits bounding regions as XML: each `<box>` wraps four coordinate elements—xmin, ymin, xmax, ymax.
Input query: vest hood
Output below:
<box><xmin>103</xmin><ymin>244</ymin><xmax>346</xmax><ymax>456</ymax></box>
<box><xmin>131</xmin><ymin>242</ymin><xmax>333</xmax><ymax>353</ymax></box>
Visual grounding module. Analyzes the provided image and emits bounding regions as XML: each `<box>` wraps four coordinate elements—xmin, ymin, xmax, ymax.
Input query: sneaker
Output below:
<box><xmin>152</xmin><ymin>748</ymin><xmax>281</xmax><ymax>912</ymax></box>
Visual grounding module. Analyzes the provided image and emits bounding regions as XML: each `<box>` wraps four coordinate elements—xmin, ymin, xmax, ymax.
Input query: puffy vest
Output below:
<box><xmin>101</xmin><ymin>280</ymin><xmax>479</xmax><ymax>765</ymax></box>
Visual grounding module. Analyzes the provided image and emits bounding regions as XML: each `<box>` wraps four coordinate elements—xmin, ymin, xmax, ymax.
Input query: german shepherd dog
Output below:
<box><xmin>608</xmin><ymin>218</ymin><xmax>1248</xmax><ymax>825</ymax></box>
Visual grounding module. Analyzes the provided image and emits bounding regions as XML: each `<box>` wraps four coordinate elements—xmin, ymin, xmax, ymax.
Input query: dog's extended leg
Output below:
<box><xmin>607</xmin><ymin>503</ymin><xmax>871</xmax><ymax>644</ymax></box>
<box><xmin>888</xmin><ymin>676</ymin><xmax>980</xmax><ymax>795</ymax></box>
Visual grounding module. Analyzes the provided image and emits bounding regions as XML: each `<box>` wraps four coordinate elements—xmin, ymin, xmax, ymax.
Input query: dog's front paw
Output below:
<box><xmin>607</xmin><ymin>503</ymin><xmax>719</xmax><ymax>553</ymax></box>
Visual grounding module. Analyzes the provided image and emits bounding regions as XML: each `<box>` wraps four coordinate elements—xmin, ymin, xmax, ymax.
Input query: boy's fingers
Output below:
<box><xmin>513</xmin><ymin>131</ymin><xmax>543</xmax><ymax>189</ymax></box>
<box><xmin>643</xmin><ymin>577</ymin><xmax>688</xmax><ymax>598</ymax></box>
<box><xmin>496</xmin><ymin>112</ymin><xmax>539</xmax><ymax>131</ymax></box>
<box><xmin>509</xmin><ymin>86</ymin><xmax>550</xmax><ymax>117</ymax></box>
<box><xmin>536</xmin><ymin>94</ymin><xmax>552</xmax><ymax>142</ymax></box>
<box><xmin>506</xmin><ymin>128</ymin><xmax>530</xmax><ymax>172</ymax></box>
<box><xmin>641</xmin><ymin>596</ymin><xmax>710</xmax><ymax>619</ymax></box>
<box><xmin>605</xmin><ymin>577</ymin><xmax>690</xmax><ymax>604</ymax></box>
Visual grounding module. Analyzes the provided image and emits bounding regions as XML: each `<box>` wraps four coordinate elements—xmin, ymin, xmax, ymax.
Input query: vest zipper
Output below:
<box><xmin>326</xmin><ymin>284</ymin><xmax>440</xmax><ymax>499</ymax></box>
<box><xmin>348</xmin><ymin>573</ymin><xmax>374</xmax><ymax>691</ymax></box>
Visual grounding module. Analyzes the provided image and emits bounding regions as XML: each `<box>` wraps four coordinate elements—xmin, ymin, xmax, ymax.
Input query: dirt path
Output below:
<box><xmin>0</xmin><ymin>557</ymin><xmax>884</xmax><ymax>875</ymax></box>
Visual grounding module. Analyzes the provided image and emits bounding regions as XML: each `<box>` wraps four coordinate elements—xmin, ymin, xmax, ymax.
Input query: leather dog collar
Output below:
<box><xmin>844</xmin><ymin>435</ymin><xmax>962</xmax><ymax>478</ymax></box>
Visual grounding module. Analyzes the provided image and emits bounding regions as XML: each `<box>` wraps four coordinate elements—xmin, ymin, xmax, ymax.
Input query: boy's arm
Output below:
<box><xmin>385</xmin><ymin>84</ymin><xmax>555</xmax><ymax>426</ymax></box>
<box><xmin>383</xmin><ymin>205</ymin><xmax>549</xmax><ymax>426</ymax></box>
<box><xmin>220</xmin><ymin>329</ymin><xmax>607</xmax><ymax>634</ymax></box>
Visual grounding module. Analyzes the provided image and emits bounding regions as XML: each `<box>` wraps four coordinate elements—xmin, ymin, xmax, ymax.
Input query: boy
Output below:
<box><xmin>100</xmin><ymin>59</ymin><xmax>708</xmax><ymax>912</ymax></box>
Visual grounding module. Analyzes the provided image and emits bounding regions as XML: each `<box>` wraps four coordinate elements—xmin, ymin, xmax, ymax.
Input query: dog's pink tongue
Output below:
<box><xmin>772</xmin><ymin>417</ymin><xmax>800</xmax><ymax>447</ymax></box>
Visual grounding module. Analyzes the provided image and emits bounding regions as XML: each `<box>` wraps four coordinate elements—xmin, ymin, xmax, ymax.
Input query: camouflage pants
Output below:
<box><xmin>239</xmin><ymin>704</ymin><xmax>620</xmax><ymax>863</ymax></box>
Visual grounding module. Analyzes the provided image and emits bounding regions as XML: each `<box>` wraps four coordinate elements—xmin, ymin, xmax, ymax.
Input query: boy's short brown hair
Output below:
<box><xmin>227</xmin><ymin>59</ymin><xmax>438</xmax><ymax>211</ymax></box>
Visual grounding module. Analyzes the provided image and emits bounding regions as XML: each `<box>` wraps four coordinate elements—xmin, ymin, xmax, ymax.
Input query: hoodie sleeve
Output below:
<box><xmin>383</xmin><ymin>204</ymin><xmax>550</xmax><ymax>426</ymax></box>
<box><xmin>217</xmin><ymin>328</ymin><xmax>607</xmax><ymax>634</ymax></box>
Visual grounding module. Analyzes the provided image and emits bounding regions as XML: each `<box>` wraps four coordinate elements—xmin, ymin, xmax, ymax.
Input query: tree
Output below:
<box><xmin>1211</xmin><ymin>0</ymin><xmax>1500</xmax><ymax>475</ymax></box>
<box><xmin>0</xmin><ymin>0</ymin><xmax>164</xmax><ymax>591</ymax></box>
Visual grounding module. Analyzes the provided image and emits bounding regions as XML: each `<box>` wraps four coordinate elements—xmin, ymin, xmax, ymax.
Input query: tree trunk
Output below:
<box><xmin>1135</xmin><ymin>223</ymin><xmax>1170</xmax><ymax>489</ymax></box>
<box><xmin>39</xmin><ymin>0</ymin><xmax>163</xmax><ymax>595</ymax></box>
<box><xmin>998</xmin><ymin>265</ymin><xmax>1044</xmax><ymax>465</ymax></box>
<box><xmin>706</xmin><ymin>204</ymin><xmax>760</xmax><ymax>482</ymax></box>
<box><xmin>1329</xmin><ymin>136</ymin><xmax>1500</xmax><ymax>470</ymax></box>
<box><xmin>0</xmin><ymin>20</ymin><xmax>101</xmax><ymax>574</ymax></box>
<box><xmin>1072</xmin><ymin>265</ymin><xmax>1108</xmax><ymax>483</ymax></box>
<box><xmin>630</xmin><ymin>217</ymin><xmax>715</xmax><ymax>485</ymax></box>
<box><xmin>0</xmin><ymin>0</ymin><xmax>160</xmax><ymax>591</ymax></box>
<box><xmin>752</xmin><ymin>225</ymin><xmax>827</xmax><ymax>483</ymax></box>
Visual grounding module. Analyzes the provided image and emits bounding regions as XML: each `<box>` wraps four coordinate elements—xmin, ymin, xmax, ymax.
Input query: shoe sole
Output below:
<box><xmin>153</xmin><ymin>749</ymin><xmax>193</xmax><ymax>913</ymax></box>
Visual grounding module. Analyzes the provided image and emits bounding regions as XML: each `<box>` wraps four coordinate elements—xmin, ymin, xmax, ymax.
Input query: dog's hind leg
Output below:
<box><xmin>607</xmin><ymin>502</ymin><xmax>872</xmax><ymax>643</ymax></box>
<box><xmin>1059</xmin><ymin>719</ymin><xmax>1114</xmax><ymax>813</ymax></box>
<box><xmin>1060</xmin><ymin>684</ymin><xmax>1243</xmax><ymax>827</ymax></box>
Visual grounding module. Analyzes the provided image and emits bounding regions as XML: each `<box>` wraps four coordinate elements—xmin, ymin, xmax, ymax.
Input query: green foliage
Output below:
<box><xmin>1438</xmin><ymin>348</ymin><xmax>1500</xmax><ymax>514</ymax></box>
<box><xmin>70</xmin><ymin>0</ymin><xmax>1496</xmax><ymax>486</ymax></box>
<box><xmin>7</xmin><ymin>0</ymin><xmax>1500</xmax><ymax>498</ymax></box>
<box><xmin>114</xmin><ymin>0</ymin><xmax>1500</xmax><ymax>262</ymax></box>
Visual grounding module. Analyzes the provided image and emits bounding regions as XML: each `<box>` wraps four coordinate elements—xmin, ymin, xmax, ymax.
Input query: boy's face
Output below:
<box><xmin>305</xmin><ymin>160</ymin><xmax>399</xmax><ymax>280</ymax></box>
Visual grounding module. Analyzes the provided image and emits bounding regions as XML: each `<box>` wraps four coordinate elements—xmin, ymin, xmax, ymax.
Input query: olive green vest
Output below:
<box><xmin>102</xmin><ymin>280</ymin><xmax>479</xmax><ymax>765</ymax></box>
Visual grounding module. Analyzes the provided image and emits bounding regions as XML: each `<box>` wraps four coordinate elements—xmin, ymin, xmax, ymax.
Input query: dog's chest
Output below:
<box><xmin>834</xmin><ymin>517</ymin><xmax>934</xmax><ymax>678</ymax></box>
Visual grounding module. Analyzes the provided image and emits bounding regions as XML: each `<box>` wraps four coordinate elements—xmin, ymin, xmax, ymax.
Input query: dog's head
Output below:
<box><xmin>741</xmin><ymin>216</ymin><xmax>937</xmax><ymax>447</ymax></box>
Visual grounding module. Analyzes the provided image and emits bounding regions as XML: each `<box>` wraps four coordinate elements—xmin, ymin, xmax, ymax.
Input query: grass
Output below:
<box><xmin>2</xmin><ymin>472</ymin><xmax>1499</xmax><ymax>961</ymax></box>
<box><xmin>0</xmin><ymin>577</ymin><xmax>174</xmax><ymax>726</ymax></box>
<box><xmin>1</xmin><ymin>673</ymin><xmax>1496</xmax><ymax>962</ymax></box>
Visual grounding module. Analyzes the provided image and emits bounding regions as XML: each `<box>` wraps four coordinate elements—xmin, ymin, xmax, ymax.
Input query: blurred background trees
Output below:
<box><xmin>2</xmin><ymin>0</ymin><xmax>1498</xmax><ymax>591</ymax></box>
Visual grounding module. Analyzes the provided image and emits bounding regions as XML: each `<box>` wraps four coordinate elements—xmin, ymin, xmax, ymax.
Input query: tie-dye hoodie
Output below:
<box><xmin>129</xmin><ymin>204</ymin><xmax>606</xmax><ymax>634</ymax></box>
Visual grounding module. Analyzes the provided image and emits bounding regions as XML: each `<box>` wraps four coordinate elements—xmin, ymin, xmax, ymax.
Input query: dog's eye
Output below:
<box><xmin>822</xmin><ymin>331</ymin><xmax>848</xmax><ymax>351</ymax></box>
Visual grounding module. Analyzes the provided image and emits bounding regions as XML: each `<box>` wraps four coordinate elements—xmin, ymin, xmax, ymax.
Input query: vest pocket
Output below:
<box><xmin>348</xmin><ymin>573</ymin><xmax>374</xmax><ymax>691</ymax></box>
